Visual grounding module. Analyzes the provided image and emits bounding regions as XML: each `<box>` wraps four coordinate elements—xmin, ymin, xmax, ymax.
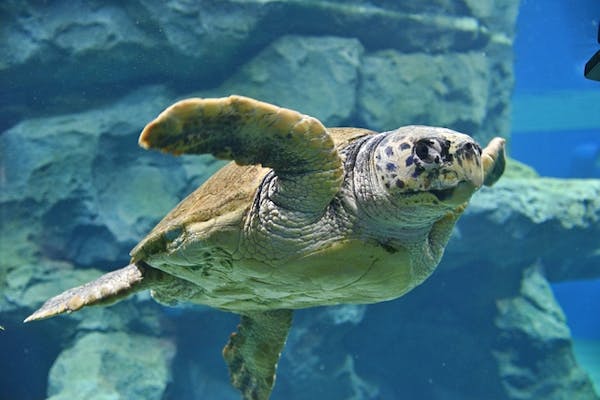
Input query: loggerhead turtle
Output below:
<box><xmin>26</xmin><ymin>95</ymin><xmax>505</xmax><ymax>400</ymax></box>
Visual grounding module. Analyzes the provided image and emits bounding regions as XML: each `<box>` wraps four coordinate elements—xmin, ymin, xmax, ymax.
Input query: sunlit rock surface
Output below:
<box><xmin>47</xmin><ymin>332</ymin><xmax>175</xmax><ymax>400</ymax></box>
<box><xmin>1</xmin><ymin>0</ymin><xmax>513</xmax><ymax>143</ymax></box>
<box><xmin>2</xmin><ymin>0</ymin><xmax>598</xmax><ymax>399</ymax></box>
<box><xmin>450</xmin><ymin>174</ymin><xmax>600</xmax><ymax>281</ymax></box>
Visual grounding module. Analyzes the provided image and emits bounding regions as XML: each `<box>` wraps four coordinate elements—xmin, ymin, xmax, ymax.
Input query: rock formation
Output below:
<box><xmin>1</xmin><ymin>1</ymin><xmax>598</xmax><ymax>399</ymax></box>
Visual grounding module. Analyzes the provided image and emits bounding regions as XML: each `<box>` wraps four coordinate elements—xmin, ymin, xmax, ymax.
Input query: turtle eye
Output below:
<box><xmin>415</xmin><ymin>141</ymin><xmax>430</xmax><ymax>160</ymax></box>
<box><xmin>414</xmin><ymin>139</ymin><xmax>442</xmax><ymax>165</ymax></box>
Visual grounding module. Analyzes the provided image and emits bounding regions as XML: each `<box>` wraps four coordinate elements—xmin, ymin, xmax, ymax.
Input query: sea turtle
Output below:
<box><xmin>26</xmin><ymin>95</ymin><xmax>505</xmax><ymax>400</ymax></box>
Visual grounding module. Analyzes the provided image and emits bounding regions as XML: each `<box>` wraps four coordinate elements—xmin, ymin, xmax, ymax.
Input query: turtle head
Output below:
<box><xmin>372</xmin><ymin>126</ymin><xmax>505</xmax><ymax>209</ymax></box>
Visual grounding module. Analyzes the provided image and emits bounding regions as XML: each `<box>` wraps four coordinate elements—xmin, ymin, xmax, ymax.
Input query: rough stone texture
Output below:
<box><xmin>47</xmin><ymin>331</ymin><xmax>175</xmax><ymax>400</ymax></box>
<box><xmin>3</xmin><ymin>1</ymin><xmax>596</xmax><ymax>400</ymax></box>
<box><xmin>493</xmin><ymin>266</ymin><xmax>599</xmax><ymax>399</ymax></box>
<box><xmin>202</xmin><ymin>35</ymin><xmax>364</xmax><ymax>126</ymax></box>
<box><xmin>358</xmin><ymin>51</ymin><xmax>490</xmax><ymax>134</ymax></box>
<box><xmin>0</xmin><ymin>0</ymin><xmax>511</xmax><ymax>136</ymax></box>
<box><xmin>357</xmin><ymin>45</ymin><xmax>513</xmax><ymax>145</ymax></box>
<box><xmin>275</xmin><ymin>305</ymin><xmax>378</xmax><ymax>400</ymax></box>
<box><xmin>447</xmin><ymin>176</ymin><xmax>600</xmax><ymax>282</ymax></box>
<box><xmin>0</xmin><ymin>85</ymin><xmax>205</xmax><ymax>270</ymax></box>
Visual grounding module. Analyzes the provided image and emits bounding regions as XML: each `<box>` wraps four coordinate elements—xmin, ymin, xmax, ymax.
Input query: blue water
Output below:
<box><xmin>511</xmin><ymin>0</ymin><xmax>600</xmax><ymax>341</ymax></box>
<box><xmin>513</xmin><ymin>0</ymin><xmax>600</xmax><ymax>93</ymax></box>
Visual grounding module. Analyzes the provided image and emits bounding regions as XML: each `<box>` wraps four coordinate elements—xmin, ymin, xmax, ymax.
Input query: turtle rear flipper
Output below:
<box><xmin>24</xmin><ymin>262</ymin><xmax>166</xmax><ymax>322</ymax></box>
<box><xmin>223</xmin><ymin>310</ymin><xmax>293</xmax><ymax>400</ymax></box>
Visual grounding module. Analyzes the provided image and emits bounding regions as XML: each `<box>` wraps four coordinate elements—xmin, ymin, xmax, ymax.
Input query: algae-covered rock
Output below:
<box><xmin>204</xmin><ymin>35</ymin><xmax>364</xmax><ymax>126</ymax></box>
<box><xmin>0</xmin><ymin>86</ymin><xmax>202</xmax><ymax>268</ymax></box>
<box><xmin>358</xmin><ymin>51</ymin><xmax>491</xmax><ymax>142</ymax></box>
<box><xmin>447</xmin><ymin>176</ymin><xmax>600</xmax><ymax>281</ymax></box>
<box><xmin>47</xmin><ymin>331</ymin><xmax>175</xmax><ymax>400</ymax></box>
<box><xmin>0</xmin><ymin>0</ymin><xmax>512</xmax><ymax>132</ymax></box>
<box><xmin>503</xmin><ymin>158</ymin><xmax>540</xmax><ymax>179</ymax></box>
<box><xmin>494</xmin><ymin>266</ymin><xmax>599</xmax><ymax>399</ymax></box>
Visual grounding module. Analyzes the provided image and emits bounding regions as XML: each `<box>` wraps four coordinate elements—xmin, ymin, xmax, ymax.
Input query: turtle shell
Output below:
<box><xmin>130</xmin><ymin>127</ymin><xmax>374</xmax><ymax>264</ymax></box>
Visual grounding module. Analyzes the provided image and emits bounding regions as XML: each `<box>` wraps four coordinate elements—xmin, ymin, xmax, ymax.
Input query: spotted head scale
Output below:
<box><xmin>372</xmin><ymin>125</ymin><xmax>486</xmax><ymax>206</ymax></box>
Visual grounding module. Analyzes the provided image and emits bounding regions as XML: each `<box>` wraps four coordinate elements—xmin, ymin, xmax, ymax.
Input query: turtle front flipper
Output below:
<box><xmin>223</xmin><ymin>309</ymin><xmax>293</xmax><ymax>400</ymax></box>
<box><xmin>481</xmin><ymin>137</ymin><xmax>506</xmax><ymax>186</ymax></box>
<box><xmin>139</xmin><ymin>96</ymin><xmax>344</xmax><ymax>214</ymax></box>
<box><xmin>24</xmin><ymin>263</ymin><xmax>168</xmax><ymax>322</ymax></box>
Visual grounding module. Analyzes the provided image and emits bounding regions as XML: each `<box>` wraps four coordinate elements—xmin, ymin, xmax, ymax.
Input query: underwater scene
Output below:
<box><xmin>1</xmin><ymin>0</ymin><xmax>599</xmax><ymax>399</ymax></box>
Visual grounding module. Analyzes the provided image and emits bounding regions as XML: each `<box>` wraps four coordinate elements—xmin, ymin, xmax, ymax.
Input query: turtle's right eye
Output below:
<box><xmin>415</xmin><ymin>141</ymin><xmax>430</xmax><ymax>160</ymax></box>
<box><xmin>414</xmin><ymin>139</ymin><xmax>442</xmax><ymax>167</ymax></box>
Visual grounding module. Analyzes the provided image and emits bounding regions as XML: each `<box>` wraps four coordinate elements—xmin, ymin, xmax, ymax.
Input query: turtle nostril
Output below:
<box><xmin>462</xmin><ymin>142</ymin><xmax>481</xmax><ymax>154</ymax></box>
<box><xmin>459</xmin><ymin>141</ymin><xmax>481</xmax><ymax>161</ymax></box>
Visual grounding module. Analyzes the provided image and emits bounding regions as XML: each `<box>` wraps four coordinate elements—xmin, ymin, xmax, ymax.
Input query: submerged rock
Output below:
<box><xmin>202</xmin><ymin>35</ymin><xmax>364</xmax><ymax>126</ymax></box>
<box><xmin>47</xmin><ymin>331</ymin><xmax>175</xmax><ymax>400</ymax></box>
<box><xmin>494</xmin><ymin>266</ymin><xmax>598</xmax><ymax>399</ymax></box>
<box><xmin>0</xmin><ymin>86</ymin><xmax>202</xmax><ymax>269</ymax></box>
<box><xmin>4</xmin><ymin>1</ymin><xmax>595</xmax><ymax>399</ymax></box>
<box><xmin>0</xmin><ymin>0</ymin><xmax>511</xmax><ymax>134</ymax></box>
<box><xmin>448</xmin><ymin>175</ymin><xmax>600</xmax><ymax>281</ymax></box>
<box><xmin>358</xmin><ymin>51</ymin><xmax>490</xmax><ymax>136</ymax></box>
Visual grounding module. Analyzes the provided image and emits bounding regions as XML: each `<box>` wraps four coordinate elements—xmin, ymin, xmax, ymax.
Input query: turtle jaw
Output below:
<box><xmin>392</xmin><ymin>179</ymin><xmax>477</xmax><ymax>211</ymax></box>
<box><xmin>429</xmin><ymin>180</ymin><xmax>478</xmax><ymax>205</ymax></box>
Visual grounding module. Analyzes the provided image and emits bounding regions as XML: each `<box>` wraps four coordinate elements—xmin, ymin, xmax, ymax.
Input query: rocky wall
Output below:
<box><xmin>2</xmin><ymin>1</ymin><xmax>599</xmax><ymax>400</ymax></box>
<box><xmin>1</xmin><ymin>0</ymin><xmax>514</xmax><ymax>143</ymax></box>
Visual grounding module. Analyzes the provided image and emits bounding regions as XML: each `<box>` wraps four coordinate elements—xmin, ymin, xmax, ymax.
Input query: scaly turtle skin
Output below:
<box><xmin>26</xmin><ymin>95</ymin><xmax>506</xmax><ymax>400</ymax></box>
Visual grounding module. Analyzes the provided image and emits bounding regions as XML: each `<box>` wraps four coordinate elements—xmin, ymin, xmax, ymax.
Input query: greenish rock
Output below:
<box><xmin>573</xmin><ymin>340</ymin><xmax>600</xmax><ymax>395</ymax></box>
<box><xmin>493</xmin><ymin>266</ymin><xmax>599</xmax><ymax>400</ymax></box>
<box><xmin>47</xmin><ymin>331</ymin><xmax>175</xmax><ymax>400</ymax></box>
<box><xmin>3</xmin><ymin>262</ymin><xmax>101</xmax><ymax>315</ymax></box>
<box><xmin>503</xmin><ymin>158</ymin><xmax>540</xmax><ymax>179</ymax></box>
<box><xmin>472</xmin><ymin>178</ymin><xmax>600</xmax><ymax>229</ymax></box>
<box><xmin>0</xmin><ymin>0</ymin><xmax>509</xmax><ymax>130</ymax></box>
<box><xmin>361</xmin><ymin>0</ymin><xmax>519</xmax><ymax>31</ymax></box>
<box><xmin>357</xmin><ymin>51</ymin><xmax>491</xmax><ymax>142</ymax></box>
<box><xmin>0</xmin><ymin>86</ymin><xmax>196</xmax><ymax>267</ymax></box>
<box><xmin>203</xmin><ymin>35</ymin><xmax>364</xmax><ymax>126</ymax></box>
<box><xmin>447</xmin><ymin>177</ymin><xmax>600</xmax><ymax>281</ymax></box>
<box><xmin>463</xmin><ymin>0</ymin><xmax>520</xmax><ymax>32</ymax></box>
<box><xmin>277</xmin><ymin>307</ymin><xmax>379</xmax><ymax>400</ymax></box>
<box><xmin>495</xmin><ymin>266</ymin><xmax>570</xmax><ymax>340</ymax></box>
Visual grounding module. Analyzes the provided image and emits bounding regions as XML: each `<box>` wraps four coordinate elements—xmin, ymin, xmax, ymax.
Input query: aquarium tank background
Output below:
<box><xmin>0</xmin><ymin>1</ymin><xmax>599</xmax><ymax>399</ymax></box>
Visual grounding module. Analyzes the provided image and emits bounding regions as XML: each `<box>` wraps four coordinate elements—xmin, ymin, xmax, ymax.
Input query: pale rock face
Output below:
<box><xmin>47</xmin><ymin>332</ymin><xmax>175</xmax><ymax>400</ymax></box>
<box><xmin>3</xmin><ymin>1</ymin><xmax>598</xmax><ymax>400</ymax></box>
